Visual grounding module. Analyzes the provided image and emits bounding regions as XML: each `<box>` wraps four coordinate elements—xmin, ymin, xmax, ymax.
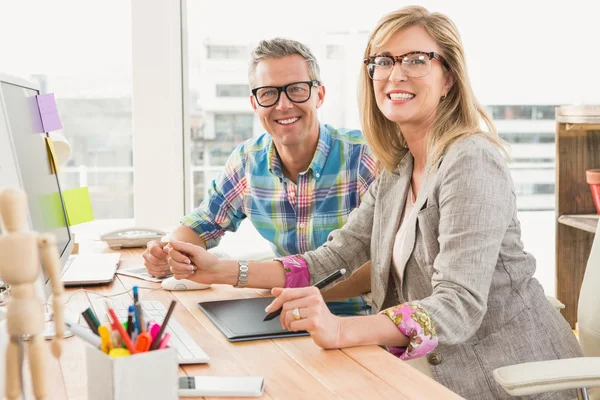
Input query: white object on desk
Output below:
<box><xmin>178</xmin><ymin>376</ymin><xmax>265</xmax><ymax>397</ymax></box>
<box><xmin>86</xmin><ymin>346</ymin><xmax>178</xmax><ymax>400</ymax></box>
<box><xmin>101</xmin><ymin>228</ymin><xmax>165</xmax><ymax>249</ymax></box>
<box><xmin>161</xmin><ymin>277</ymin><xmax>210</xmax><ymax>291</ymax></box>
<box><xmin>61</xmin><ymin>253</ymin><xmax>121</xmax><ymax>286</ymax></box>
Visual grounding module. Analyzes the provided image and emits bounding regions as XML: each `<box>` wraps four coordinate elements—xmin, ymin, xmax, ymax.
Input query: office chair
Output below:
<box><xmin>493</xmin><ymin>222</ymin><xmax>600</xmax><ymax>399</ymax></box>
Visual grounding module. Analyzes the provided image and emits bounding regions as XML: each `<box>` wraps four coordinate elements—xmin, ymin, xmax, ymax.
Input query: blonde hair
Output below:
<box><xmin>358</xmin><ymin>6</ymin><xmax>508</xmax><ymax>172</ymax></box>
<box><xmin>248</xmin><ymin>38</ymin><xmax>321</xmax><ymax>88</ymax></box>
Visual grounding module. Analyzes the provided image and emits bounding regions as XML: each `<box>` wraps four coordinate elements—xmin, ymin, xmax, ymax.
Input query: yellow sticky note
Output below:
<box><xmin>45</xmin><ymin>136</ymin><xmax>60</xmax><ymax>174</ymax></box>
<box><xmin>62</xmin><ymin>187</ymin><xmax>94</xmax><ymax>225</ymax></box>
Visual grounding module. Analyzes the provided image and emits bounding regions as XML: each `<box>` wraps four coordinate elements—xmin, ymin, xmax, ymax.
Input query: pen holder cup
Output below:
<box><xmin>86</xmin><ymin>346</ymin><xmax>178</xmax><ymax>400</ymax></box>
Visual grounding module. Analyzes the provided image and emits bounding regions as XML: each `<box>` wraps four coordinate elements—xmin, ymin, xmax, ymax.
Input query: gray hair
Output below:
<box><xmin>248</xmin><ymin>38</ymin><xmax>321</xmax><ymax>88</ymax></box>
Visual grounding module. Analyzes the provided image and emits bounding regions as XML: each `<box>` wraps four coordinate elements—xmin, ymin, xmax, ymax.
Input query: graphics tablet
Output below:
<box><xmin>198</xmin><ymin>297</ymin><xmax>309</xmax><ymax>342</ymax></box>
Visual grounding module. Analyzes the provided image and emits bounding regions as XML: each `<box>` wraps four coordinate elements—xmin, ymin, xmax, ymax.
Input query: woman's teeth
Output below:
<box><xmin>389</xmin><ymin>93</ymin><xmax>415</xmax><ymax>100</ymax></box>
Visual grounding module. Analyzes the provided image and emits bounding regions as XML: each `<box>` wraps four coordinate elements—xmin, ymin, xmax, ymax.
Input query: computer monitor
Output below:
<box><xmin>0</xmin><ymin>74</ymin><xmax>73</xmax><ymax>299</ymax></box>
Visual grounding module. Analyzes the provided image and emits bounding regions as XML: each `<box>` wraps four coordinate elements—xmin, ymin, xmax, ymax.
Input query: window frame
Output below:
<box><xmin>131</xmin><ymin>0</ymin><xmax>188</xmax><ymax>228</ymax></box>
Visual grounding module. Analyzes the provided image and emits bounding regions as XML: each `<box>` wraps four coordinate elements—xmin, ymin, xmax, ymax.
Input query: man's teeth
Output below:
<box><xmin>389</xmin><ymin>93</ymin><xmax>415</xmax><ymax>100</ymax></box>
<box><xmin>277</xmin><ymin>117</ymin><xmax>299</xmax><ymax>125</ymax></box>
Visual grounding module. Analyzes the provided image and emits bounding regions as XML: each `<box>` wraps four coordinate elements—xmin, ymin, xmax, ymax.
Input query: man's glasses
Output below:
<box><xmin>251</xmin><ymin>80</ymin><xmax>320</xmax><ymax>108</ymax></box>
<box><xmin>363</xmin><ymin>51</ymin><xmax>449</xmax><ymax>81</ymax></box>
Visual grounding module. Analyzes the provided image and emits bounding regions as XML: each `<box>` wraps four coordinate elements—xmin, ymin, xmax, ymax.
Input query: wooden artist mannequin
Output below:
<box><xmin>0</xmin><ymin>188</ymin><xmax>64</xmax><ymax>400</ymax></box>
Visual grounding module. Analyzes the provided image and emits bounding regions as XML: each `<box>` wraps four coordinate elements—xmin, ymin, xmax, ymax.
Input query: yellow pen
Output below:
<box><xmin>98</xmin><ymin>325</ymin><xmax>112</xmax><ymax>354</ymax></box>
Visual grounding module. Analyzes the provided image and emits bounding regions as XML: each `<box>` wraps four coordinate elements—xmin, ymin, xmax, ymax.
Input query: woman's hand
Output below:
<box><xmin>166</xmin><ymin>241</ymin><xmax>220</xmax><ymax>283</ymax></box>
<box><xmin>266</xmin><ymin>287</ymin><xmax>344</xmax><ymax>350</ymax></box>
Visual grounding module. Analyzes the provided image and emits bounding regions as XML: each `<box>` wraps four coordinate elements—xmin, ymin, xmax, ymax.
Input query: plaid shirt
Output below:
<box><xmin>181</xmin><ymin>123</ymin><xmax>376</xmax><ymax>314</ymax></box>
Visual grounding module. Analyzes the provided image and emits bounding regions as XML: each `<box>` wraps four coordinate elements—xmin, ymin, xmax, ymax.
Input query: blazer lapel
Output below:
<box><xmin>373</xmin><ymin>152</ymin><xmax>412</xmax><ymax>308</ymax></box>
<box><xmin>394</xmin><ymin>164</ymin><xmax>436</xmax><ymax>282</ymax></box>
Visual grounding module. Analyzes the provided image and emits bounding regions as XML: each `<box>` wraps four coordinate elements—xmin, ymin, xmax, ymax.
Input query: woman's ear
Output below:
<box><xmin>443</xmin><ymin>71</ymin><xmax>455</xmax><ymax>97</ymax></box>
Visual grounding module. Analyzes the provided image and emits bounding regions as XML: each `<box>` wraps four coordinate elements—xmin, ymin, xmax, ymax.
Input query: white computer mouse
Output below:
<box><xmin>161</xmin><ymin>277</ymin><xmax>210</xmax><ymax>291</ymax></box>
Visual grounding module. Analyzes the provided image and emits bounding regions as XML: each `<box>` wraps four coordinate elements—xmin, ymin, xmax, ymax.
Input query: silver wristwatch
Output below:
<box><xmin>235</xmin><ymin>260</ymin><xmax>249</xmax><ymax>288</ymax></box>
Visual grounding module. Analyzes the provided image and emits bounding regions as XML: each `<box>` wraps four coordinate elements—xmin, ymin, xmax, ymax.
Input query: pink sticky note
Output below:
<box><xmin>36</xmin><ymin>93</ymin><xmax>63</xmax><ymax>132</ymax></box>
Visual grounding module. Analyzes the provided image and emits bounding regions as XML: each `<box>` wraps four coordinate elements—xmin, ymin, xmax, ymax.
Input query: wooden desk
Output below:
<box><xmin>40</xmin><ymin>243</ymin><xmax>463</xmax><ymax>400</ymax></box>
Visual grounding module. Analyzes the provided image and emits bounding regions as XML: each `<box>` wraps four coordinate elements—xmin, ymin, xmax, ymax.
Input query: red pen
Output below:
<box><xmin>107</xmin><ymin>306</ymin><xmax>137</xmax><ymax>354</ymax></box>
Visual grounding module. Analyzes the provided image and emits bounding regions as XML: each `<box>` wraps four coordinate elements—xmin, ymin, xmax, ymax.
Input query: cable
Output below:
<box><xmin>45</xmin><ymin>286</ymin><xmax>160</xmax><ymax>307</ymax></box>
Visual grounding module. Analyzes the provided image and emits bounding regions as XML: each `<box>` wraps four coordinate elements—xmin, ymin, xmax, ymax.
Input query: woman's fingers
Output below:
<box><xmin>168</xmin><ymin>257</ymin><xmax>196</xmax><ymax>275</ymax></box>
<box><xmin>285</xmin><ymin>307</ymin><xmax>319</xmax><ymax>332</ymax></box>
<box><xmin>282</xmin><ymin>305</ymin><xmax>316</xmax><ymax>330</ymax></box>
<box><xmin>277</xmin><ymin>296</ymin><xmax>322</xmax><ymax>330</ymax></box>
<box><xmin>173</xmin><ymin>271</ymin><xmax>194</xmax><ymax>280</ymax></box>
<box><xmin>266</xmin><ymin>287</ymin><xmax>320</xmax><ymax>313</ymax></box>
<box><xmin>167</xmin><ymin>248</ymin><xmax>192</xmax><ymax>265</ymax></box>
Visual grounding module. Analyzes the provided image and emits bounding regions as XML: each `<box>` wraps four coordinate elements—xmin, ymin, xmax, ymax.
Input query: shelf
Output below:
<box><xmin>558</xmin><ymin>214</ymin><xmax>599</xmax><ymax>233</ymax></box>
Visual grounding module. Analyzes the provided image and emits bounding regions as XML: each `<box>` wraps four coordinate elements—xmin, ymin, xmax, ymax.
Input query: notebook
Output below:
<box><xmin>198</xmin><ymin>297</ymin><xmax>309</xmax><ymax>342</ymax></box>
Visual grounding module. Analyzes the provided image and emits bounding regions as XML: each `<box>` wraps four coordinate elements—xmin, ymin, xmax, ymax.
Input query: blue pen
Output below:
<box><xmin>133</xmin><ymin>286</ymin><xmax>145</xmax><ymax>333</ymax></box>
<box><xmin>130</xmin><ymin>304</ymin><xmax>141</xmax><ymax>341</ymax></box>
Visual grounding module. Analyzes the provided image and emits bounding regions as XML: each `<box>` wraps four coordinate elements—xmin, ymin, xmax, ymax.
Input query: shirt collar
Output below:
<box><xmin>267</xmin><ymin>123</ymin><xmax>332</xmax><ymax>181</ymax></box>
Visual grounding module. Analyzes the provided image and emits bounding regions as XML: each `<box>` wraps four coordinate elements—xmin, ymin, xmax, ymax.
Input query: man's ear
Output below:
<box><xmin>316</xmin><ymin>85</ymin><xmax>326</xmax><ymax>109</ymax></box>
<box><xmin>250</xmin><ymin>94</ymin><xmax>258</xmax><ymax>112</ymax></box>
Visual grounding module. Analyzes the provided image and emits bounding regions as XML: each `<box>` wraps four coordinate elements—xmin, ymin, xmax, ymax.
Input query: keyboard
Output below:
<box><xmin>108</xmin><ymin>300</ymin><xmax>209</xmax><ymax>364</ymax></box>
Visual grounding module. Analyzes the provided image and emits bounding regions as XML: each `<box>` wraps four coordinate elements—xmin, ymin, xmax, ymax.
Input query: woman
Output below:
<box><xmin>167</xmin><ymin>6</ymin><xmax>583</xmax><ymax>399</ymax></box>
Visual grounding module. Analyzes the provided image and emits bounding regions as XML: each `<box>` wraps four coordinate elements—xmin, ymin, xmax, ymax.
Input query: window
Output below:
<box><xmin>190</xmin><ymin>113</ymin><xmax>253</xmax><ymax>207</ymax></box>
<box><xmin>533</xmin><ymin>106</ymin><xmax>556</xmax><ymax>120</ymax></box>
<box><xmin>488</xmin><ymin>105</ymin><xmax>534</xmax><ymax>120</ymax></box>
<box><xmin>500</xmin><ymin>133</ymin><xmax>555</xmax><ymax>144</ymax></box>
<box><xmin>206</xmin><ymin>45</ymin><xmax>247</xmax><ymax>60</ymax></box>
<box><xmin>216</xmin><ymin>84</ymin><xmax>249</xmax><ymax>97</ymax></box>
<box><xmin>1</xmin><ymin>0</ymin><xmax>133</xmax><ymax>219</ymax></box>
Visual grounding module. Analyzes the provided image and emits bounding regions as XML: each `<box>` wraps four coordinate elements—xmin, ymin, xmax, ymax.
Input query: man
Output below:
<box><xmin>143</xmin><ymin>38</ymin><xmax>376</xmax><ymax>314</ymax></box>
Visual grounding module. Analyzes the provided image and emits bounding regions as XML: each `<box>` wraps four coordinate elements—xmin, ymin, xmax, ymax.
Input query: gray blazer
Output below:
<box><xmin>303</xmin><ymin>135</ymin><xmax>583</xmax><ymax>399</ymax></box>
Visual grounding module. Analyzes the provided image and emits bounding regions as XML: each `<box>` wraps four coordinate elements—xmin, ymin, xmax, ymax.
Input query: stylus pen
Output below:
<box><xmin>263</xmin><ymin>268</ymin><xmax>347</xmax><ymax>322</ymax></box>
<box><xmin>149</xmin><ymin>300</ymin><xmax>177</xmax><ymax>351</ymax></box>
